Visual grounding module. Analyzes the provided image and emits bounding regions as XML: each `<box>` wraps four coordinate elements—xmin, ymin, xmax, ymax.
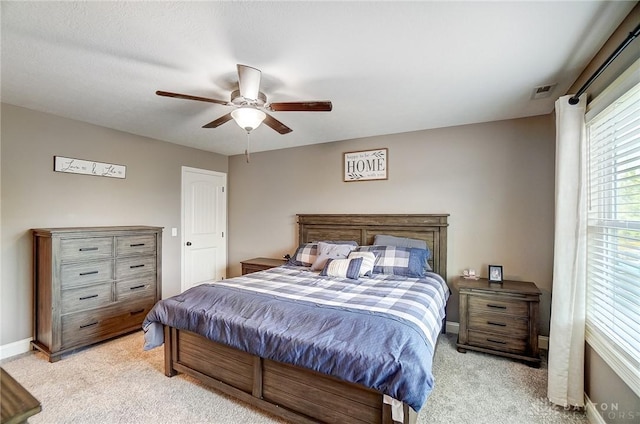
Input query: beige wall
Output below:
<box><xmin>228</xmin><ymin>115</ymin><xmax>556</xmax><ymax>331</ymax></box>
<box><xmin>0</xmin><ymin>104</ymin><xmax>227</xmax><ymax>346</ymax></box>
<box><xmin>0</xmin><ymin>104</ymin><xmax>557</xmax><ymax>346</ymax></box>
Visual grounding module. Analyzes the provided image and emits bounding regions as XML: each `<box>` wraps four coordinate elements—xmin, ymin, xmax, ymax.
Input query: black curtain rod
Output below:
<box><xmin>568</xmin><ymin>22</ymin><xmax>640</xmax><ymax>105</ymax></box>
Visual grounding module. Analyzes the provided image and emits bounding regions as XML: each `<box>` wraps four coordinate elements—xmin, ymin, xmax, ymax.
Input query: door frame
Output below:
<box><xmin>181</xmin><ymin>166</ymin><xmax>228</xmax><ymax>292</ymax></box>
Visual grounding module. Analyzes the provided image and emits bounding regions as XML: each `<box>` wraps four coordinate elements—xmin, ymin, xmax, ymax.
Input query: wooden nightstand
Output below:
<box><xmin>1</xmin><ymin>368</ymin><xmax>41</xmax><ymax>424</ymax></box>
<box><xmin>456</xmin><ymin>277</ymin><xmax>541</xmax><ymax>367</ymax></box>
<box><xmin>241</xmin><ymin>257</ymin><xmax>287</xmax><ymax>275</ymax></box>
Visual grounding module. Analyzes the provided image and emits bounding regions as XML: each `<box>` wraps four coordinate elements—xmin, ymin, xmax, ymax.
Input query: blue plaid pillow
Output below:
<box><xmin>287</xmin><ymin>242</ymin><xmax>318</xmax><ymax>266</ymax></box>
<box><xmin>355</xmin><ymin>246</ymin><xmax>428</xmax><ymax>277</ymax></box>
<box><xmin>373</xmin><ymin>235</ymin><xmax>431</xmax><ymax>271</ymax></box>
<box><xmin>288</xmin><ymin>240</ymin><xmax>359</xmax><ymax>267</ymax></box>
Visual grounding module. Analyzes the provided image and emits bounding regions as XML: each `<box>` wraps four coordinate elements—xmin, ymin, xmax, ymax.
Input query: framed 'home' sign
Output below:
<box><xmin>343</xmin><ymin>148</ymin><xmax>388</xmax><ymax>182</ymax></box>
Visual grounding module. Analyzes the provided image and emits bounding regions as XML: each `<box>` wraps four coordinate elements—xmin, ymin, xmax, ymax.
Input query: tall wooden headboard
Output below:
<box><xmin>297</xmin><ymin>214</ymin><xmax>449</xmax><ymax>280</ymax></box>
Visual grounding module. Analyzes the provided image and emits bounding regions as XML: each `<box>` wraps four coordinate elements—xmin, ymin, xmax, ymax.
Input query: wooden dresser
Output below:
<box><xmin>240</xmin><ymin>257</ymin><xmax>287</xmax><ymax>275</ymax></box>
<box><xmin>32</xmin><ymin>226</ymin><xmax>162</xmax><ymax>362</ymax></box>
<box><xmin>456</xmin><ymin>277</ymin><xmax>541</xmax><ymax>366</ymax></box>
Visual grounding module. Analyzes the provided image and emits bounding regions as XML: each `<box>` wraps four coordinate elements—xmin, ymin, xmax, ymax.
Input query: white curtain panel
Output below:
<box><xmin>547</xmin><ymin>94</ymin><xmax>587</xmax><ymax>408</ymax></box>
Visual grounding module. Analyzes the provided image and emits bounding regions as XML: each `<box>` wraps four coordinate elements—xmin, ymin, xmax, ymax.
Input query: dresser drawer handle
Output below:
<box><xmin>79</xmin><ymin>247</ymin><xmax>99</xmax><ymax>252</ymax></box>
<box><xmin>129</xmin><ymin>264</ymin><xmax>145</xmax><ymax>269</ymax></box>
<box><xmin>488</xmin><ymin>321</ymin><xmax>507</xmax><ymax>327</ymax></box>
<box><xmin>130</xmin><ymin>309</ymin><xmax>145</xmax><ymax>315</ymax></box>
<box><xmin>79</xmin><ymin>270</ymin><xmax>99</xmax><ymax>276</ymax></box>
<box><xmin>129</xmin><ymin>285</ymin><xmax>146</xmax><ymax>291</ymax></box>
<box><xmin>79</xmin><ymin>294</ymin><xmax>99</xmax><ymax>300</ymax></box>
<box><xmin>487</xmin><ymin>338</ymin><xmax>507</xmax><ymax>344</ymax></box>
<box><xmin>130</xmin><ymin>243</ymin><xmax>145</xmax><ymax>247</ymax></box>
<box><xmin>487</xmin><ymin>304</ymin><xmax>507</xmax><ymax>309</ymax></box>
<box><xmin>80</xmin><ymin>321</ymin><xmax>98</xmax><ymax>329</ymax></box>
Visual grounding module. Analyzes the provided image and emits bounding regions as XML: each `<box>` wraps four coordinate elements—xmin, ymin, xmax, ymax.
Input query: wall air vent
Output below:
<box><xmin>531</xmin><ymin>84</ymin><xmax>557</xmax><ymax>100</ymax></box>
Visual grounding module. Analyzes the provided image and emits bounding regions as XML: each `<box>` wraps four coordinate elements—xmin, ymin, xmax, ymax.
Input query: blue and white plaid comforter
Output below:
<box><xmin>143</xmin><ymin>265</ymin><xmax>449</xmax><ymax>411</ymax></box>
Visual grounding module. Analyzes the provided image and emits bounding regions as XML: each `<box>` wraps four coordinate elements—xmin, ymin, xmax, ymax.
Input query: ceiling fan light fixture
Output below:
<box><xmin>231</xmin><ymin>107</ymin><xmax>266</xmax><ymax>132</ymax></box>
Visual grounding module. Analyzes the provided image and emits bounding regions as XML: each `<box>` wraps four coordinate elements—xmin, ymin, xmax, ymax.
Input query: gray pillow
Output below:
<box><xmin>310</xmin><ymin>242</ymin><xmax>356</xmax><ymax>271</ymax></box>
<box><xmin>374</xmin><ymin>234</ymin><xmax>427</xmax><ymax>250</ymax></box>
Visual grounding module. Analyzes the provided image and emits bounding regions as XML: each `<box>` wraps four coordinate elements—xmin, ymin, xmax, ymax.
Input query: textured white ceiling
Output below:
<box><xmin>1</xmin><ymin>1</ymin><xmax>636</xmax><ymax>156</ymax></box>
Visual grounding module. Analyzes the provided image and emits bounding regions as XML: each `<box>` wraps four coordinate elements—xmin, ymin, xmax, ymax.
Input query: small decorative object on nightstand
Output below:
<box><xmin>456</xmin><ymin>277</ymin><xmax>541</xmax><ymax>367</ymax></box>
<box><xmin>241</xmin><ymin>257</ymin><xmax>287</xmax><ymax>275</ymax></box>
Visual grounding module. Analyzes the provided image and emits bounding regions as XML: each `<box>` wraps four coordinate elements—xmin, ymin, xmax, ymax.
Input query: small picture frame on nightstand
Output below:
<box><xmin>488</xmin><ymin>265</ymin><xmax>503</xmax><ymax>283</ymax></box>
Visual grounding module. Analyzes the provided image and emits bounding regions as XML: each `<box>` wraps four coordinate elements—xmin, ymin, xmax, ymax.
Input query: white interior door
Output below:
<box><xmin>181</xmin><ymin>167</ymin><xmax>227</xmax><ymax>292</ymax></box>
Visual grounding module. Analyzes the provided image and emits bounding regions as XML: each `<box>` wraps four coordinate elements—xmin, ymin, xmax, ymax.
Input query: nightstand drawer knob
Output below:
<box><xmin>487</xmin><ymin>304</ymin><xmax>507</xmax><ymax>309</ymax></box>
<box><xmin>488</xmin><ymin>321</ymin><xmax>507</xmax><ymax>327</ymax></box>
<box><xmin>487</xmin><ymin>338</ymin><xmax>507</xmax><ymax>345</ymax></box>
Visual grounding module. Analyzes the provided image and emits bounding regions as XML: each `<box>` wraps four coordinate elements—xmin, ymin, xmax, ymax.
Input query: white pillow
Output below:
<box><xmin>320</xmin><ymin>257</ymin><xmax>363</xmax><ymax>280</ymax></box>
<box><xmin>310</xmin><ymin>242</ymin><xmax>356</xmax><ymax>271</ymax></box>
<box><xmin>347</xmin><ymin>251</ymin><xmax>376</xmax><ymax>276</ymax></box>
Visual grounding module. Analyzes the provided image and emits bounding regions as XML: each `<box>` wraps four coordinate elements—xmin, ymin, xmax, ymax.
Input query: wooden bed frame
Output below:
<box><xmin>163</xmin><ymin>214</ymin><xmax>449</xmax><ymax>424</ymax></box>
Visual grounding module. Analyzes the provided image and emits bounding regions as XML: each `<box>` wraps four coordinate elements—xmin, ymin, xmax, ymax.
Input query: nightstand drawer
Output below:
<box><xmin>468</xmin><ymin>312</ymin><xmax>529</xmax><ymax>337</ymax></box>
<box><xmin>468</xmin><ymin>331</ymin><xmax>527</xmax><ymax>354</ymax></box>
<box><xmin>468</xmin><ymin>296</ymin><xmax>528</xmax><ymax>317</ymax></box>
<box><xmin>241</xmin><ymin>258</ymin><xmax>286</xmax><ymax>275</ymax></box>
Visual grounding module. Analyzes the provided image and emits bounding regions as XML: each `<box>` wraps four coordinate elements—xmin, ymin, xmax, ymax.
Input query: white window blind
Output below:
<box><xmin>586</xmin><ymin>80</ymin><xmax>640</xmax><ymax>397</ymax></box>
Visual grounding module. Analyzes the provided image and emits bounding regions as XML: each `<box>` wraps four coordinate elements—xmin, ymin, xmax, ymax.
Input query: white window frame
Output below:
<box><xmin>585</xmin><ymin>59</ymin><xmax>640</xmax><ymax>398</ymax></box>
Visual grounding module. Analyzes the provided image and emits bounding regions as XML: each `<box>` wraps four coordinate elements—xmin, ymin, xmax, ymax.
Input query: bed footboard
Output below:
<box><xmin>163</xmin><ymin>326</ymin><xmax>417</xmax><ymax>424</ymax></box>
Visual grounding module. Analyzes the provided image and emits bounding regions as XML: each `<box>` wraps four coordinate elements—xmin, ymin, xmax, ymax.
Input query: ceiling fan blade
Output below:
<box><xmin>202</xmin><ymin>113</ymin><xmax>233</xmax><ymax>128</ymax></box>
<box><xmin>263</xmin><ymin>113</ymin><xmax>293</xmax><ymax>134</ymax></box>
<box><xmin>237</xmin><ymin>64</ymin><xmax>261</xmax><ymax>101</ymax></box>
<box><xmin>267</xmin><ymin>101</ymin><xmax>333</xmax><ymax>112</ymax></box>
<box><xmin>156</xmin><ymin>90</ymin><xmax>229</xmax><ymax>106</ymax></box>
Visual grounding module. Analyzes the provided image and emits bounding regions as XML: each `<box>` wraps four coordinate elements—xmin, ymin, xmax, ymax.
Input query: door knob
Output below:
<box><xmin>186</xmin><ymin>242</ymin><xmax>192</xmax><ymax>246</ymax></box>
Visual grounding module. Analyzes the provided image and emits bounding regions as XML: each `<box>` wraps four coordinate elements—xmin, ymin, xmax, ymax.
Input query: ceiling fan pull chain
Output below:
<box><xmin>245</xmin><ymin>131</ymin><xmax>251</xmax><ymax>163</ymax></box>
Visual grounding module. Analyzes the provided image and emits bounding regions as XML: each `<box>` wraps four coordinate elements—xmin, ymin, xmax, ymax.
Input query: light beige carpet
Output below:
<box><xmin>1</xmin><ymin>332</ymin><xmax>587</xmax><ymax>424</ymax></box>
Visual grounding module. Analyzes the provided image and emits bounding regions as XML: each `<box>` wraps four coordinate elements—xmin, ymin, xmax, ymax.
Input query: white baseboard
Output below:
<box><xmin>444</xmin><ymin>321</ymin><xmax>549</xmax><ymax>351</ymax></box>
<box><xmin>539</xmin><ymin>335</ymin><xmax>549</xmax><ymax>350</ymax></box>
<box><xmin>585</xmin><ymin>394</ymin><xmax>607</xmax><ymax>424</ymax></box>
<box><xmin>445</xmin><ymin>321</ymin><xmax>459</xmax><ymax>334</ymax></box>
<box><xmin>0</xmin><ymin>337</ymin><xmax>32</xmax><ymax>361</ymax></box>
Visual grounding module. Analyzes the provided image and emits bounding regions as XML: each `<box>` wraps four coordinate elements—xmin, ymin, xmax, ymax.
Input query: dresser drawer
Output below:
<box><xmin>61</xmin><ymin>283</ymin><xmax>112</xmax><ymax>314</ymax></box>
<box><xmin>60</xmin><ymin>237</ymin><xmax>113</xmax><ymax>261</ymax></box>
<box><xmin>115</xmin><ymin>256</ymin><xmax>156</xmax><ymax>279</ymax></box>
<box><xmin>61</xmin><ymin>299</ymin><xmax>154</xmax><ymax>350</ymax></box>
<box><xmin>116</xmin><ymin>235</ymin><xmax>156</xmax><ymax>256</ymax></box>
<box><xmin>468</xmin><ymin>312</ymin><xmax>529</xmax><ymax>337</ymax></box>
<box><xmin>468</xmin><ymin>331</ymin><xmax>527</xmax><ymax>355</ymax></box>
<box><xmin>115</xmin><ymin>278</ymin><xmax>156</xmax><ymax>302</ymax></box>
<box><xmin>61</xmin><ymin>260</ymin><xmax>114</xmax><ymax>288</ymax></box>
<box><xmin>468</xmin><ymin>296</ymin><xmax>529</xmax><ymax>317</ymax></box>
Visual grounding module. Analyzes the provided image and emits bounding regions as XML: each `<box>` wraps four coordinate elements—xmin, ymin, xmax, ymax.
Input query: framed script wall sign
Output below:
<box><xmin>54</xmin><ymin>156</ymin><xmax>126</xmax><ymax>179</ymax></box>
<box><xmin>343</xmin><ymin>148</ymin><xmax>388</xmax><ymax>182</ymax></box>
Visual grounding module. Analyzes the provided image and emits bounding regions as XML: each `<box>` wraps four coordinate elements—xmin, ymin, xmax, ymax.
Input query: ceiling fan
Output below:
<box><xmin>156</xmin><ymin>64</ymin><xmax>332</xmax><ymax>135</ymax></box>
